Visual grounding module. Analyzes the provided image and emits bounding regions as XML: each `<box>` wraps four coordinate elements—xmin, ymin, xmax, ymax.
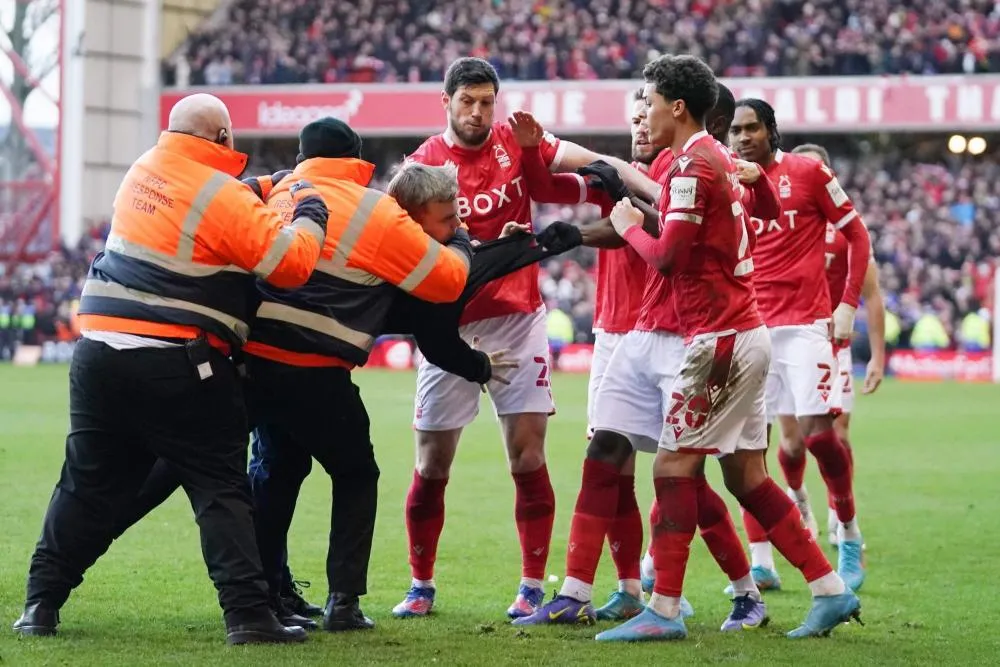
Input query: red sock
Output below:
<box><xmin>513</xmin><ymin>464</ymin><xmax>556</xmax><ymax>581</ymax></box>
<box><xmin>405</xmin><ymin>470</ymin><xmax>448</xmax><ymax>581</ymax></box>
<box><xmin>606</xmin><ymin>474</ymin><xmax>642</xmax><ymax>581</ymax></box>
<box><xmin>740</xmin><ymin>478</ymin><xmax>833</xmax><ymax>583</ymax></box>
<box><xmin>696</xmin><ymin>477</ymin><xmax>750</xmax><ymax>582</ymax></box>
<box><xmin>741</xmin><ymin>506</ymin><xmax>768</xmax><ymax>543</ymax></box>
<box><xmin>650</xmin><ymin>477</ymin><xmax>698</xmax><ymax>598</ymax></box>
<box><xmin>778</xmin><ymin>447</ymin><xmax>807</xmax><ymax>491</ymax></box>
<box><xmin>647</xmin><ymin>499</ymin><xmax>657</xmax><ymax>557</ymax></box>
<box><xmin>564</xmin><ymin>459</ymin><xmax>620</xmax><ymax>584</ymax></box>
<box><xmin>804</xmin><ymin>429</ymin><xmax>855</xmax><ymax>523</ymax></box>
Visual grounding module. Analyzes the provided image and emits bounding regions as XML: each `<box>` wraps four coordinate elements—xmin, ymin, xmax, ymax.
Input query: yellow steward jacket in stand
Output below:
<box><xmin>244</xmin><ymin>157</ymin><xmax>472</xmax><ymax>368</ymax></box>
<box><xmin>77</xmin><ymin>132</ymin><xmax>325</xmax><ymax>352</ymax></box>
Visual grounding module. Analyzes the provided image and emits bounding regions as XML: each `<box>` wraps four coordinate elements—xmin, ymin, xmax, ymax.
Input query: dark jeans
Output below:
<box><xmin>246</xmin><ymin>357</ymin><xmax>380</xmax><ymax>598</ymax></box>
<box><xmin>25</xmin><ymin>338</ymin><xmax>270</xmax><ymax>622</ymax></box>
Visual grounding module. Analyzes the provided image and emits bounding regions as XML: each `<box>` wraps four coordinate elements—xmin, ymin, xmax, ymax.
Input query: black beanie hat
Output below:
<box><xmin>298</xmin><ymin>117</ymin><xmax>363</xmax><ymax>161</ymax></box>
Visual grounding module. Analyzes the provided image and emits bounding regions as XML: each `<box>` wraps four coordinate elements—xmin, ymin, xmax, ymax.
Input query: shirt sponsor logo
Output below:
<box><xmin>826</xmin><ymin>178</ymin><xmax>848</xmax><ymax>207</ymax></box>
<box><xmin>669</xmin><ymin>176</ymin><xmax>698</xmax><ymax>209</ymax></box>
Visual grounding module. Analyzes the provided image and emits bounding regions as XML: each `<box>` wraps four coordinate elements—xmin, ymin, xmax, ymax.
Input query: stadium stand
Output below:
<box><xmin>161</xmin><ymin>0</ymin><xmax>1000</xmax><ymax>87</ymax></box>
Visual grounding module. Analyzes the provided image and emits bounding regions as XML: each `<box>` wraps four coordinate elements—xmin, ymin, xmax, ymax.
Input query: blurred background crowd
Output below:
<box><xmin>161</xmin><ymin>0</ymin><xmax>1000</xmax><ymax>87</ymax></box>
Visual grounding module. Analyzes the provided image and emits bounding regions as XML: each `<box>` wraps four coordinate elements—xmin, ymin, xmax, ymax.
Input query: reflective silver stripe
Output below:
<box><xmin>453</xmin><ymin>245</ymin><xmax>471</xmax><ymax>271</ymax></box>
<box><xmin>323</xmin><ymin>189</ymin><xmax>383</xmax><ymax>271</ymax></box>
<box><xmin>82</xmin><ymin>278</ymin><xmax>251</xmax><ymax>341</ymax></box>
<box><xmin>105</xmin><ymin>231</ymin><xmax>249</xmax><ymax>277</ymax></box>
<box><xmin>252</xmin><ymin>226</ymin><xmax>296</xmax><ymax>280</ymax></box>
<box><xmin>175</xmin><ymin>172</ymin><xmax>230</xmax><ymax>261</ymax></box>
<box><xmin>397</xmin><ymin>242</ymin><xmax>442</xmax><ymax>293</ymax></box>
<box><xmin>255</xmin><ymin>301</ymin><xmax>374</xmax><ymax>351</ymax></box>
<box><xmin>314</xmin><ymin>189</ymin><xmax>384</xmax><ymax>284</ymax></box>
<box><xmin>291</xmin><ymin>216</ymin><xmax>325</xmax><ymax>248</ymax></box>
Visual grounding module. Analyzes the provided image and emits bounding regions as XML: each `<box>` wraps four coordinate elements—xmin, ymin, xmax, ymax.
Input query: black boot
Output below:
<box><xmin>272</xmin><ymin>596</ymin><xmax>318</xmax><ymax>631</ymax></box>
<box><xmin>225</xmin><ymin>609</ymin><xmax>309</xmax><ymax>645</ymax></box>
<box><xmin>281</xmin><ymin>579</ymin><xmax>323</xmax><ymax>618</ymax></box>
<box><xmin>322</xmin><ymin>592</ymin><xmax>375</xmax><ymax>632</ymax></box>
<box><xmin>12</xmin><ymin>602</ymin><xmax>59</xmax><ymax>636</ymax></box>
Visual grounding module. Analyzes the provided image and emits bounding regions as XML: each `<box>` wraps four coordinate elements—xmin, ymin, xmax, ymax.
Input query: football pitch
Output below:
<box><xmin>2</xmin><ymin>365</ymin><xmax>999</xmax><ymax>665</ymax></box>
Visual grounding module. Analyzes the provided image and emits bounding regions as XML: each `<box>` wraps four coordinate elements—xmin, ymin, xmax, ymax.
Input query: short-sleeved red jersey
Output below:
<box><xmin>754</xmin><ymin>150</ymin><xmax>863</xmax><ymax>327</ymax></box>
<box><xmin>662</xmin><ymin>131</ymin><xmax>762</xmax><ymax>338</ymax></box>
<box><xmin>408</xmin><ymin>122</ymin><xmax>562</xmax><ymax>325</ymax></box>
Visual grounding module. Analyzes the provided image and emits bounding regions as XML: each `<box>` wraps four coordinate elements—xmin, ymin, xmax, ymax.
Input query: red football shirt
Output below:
<box><xmin>661</xmin><ymin>131</ymin><xmax>761</xmax><ymax>338</ymax></box>
<box><xmin>593</xmin><ymin>161</ymin><xmax>650</xmax><ymax>334</ymax></box>
<box><xmin>755</xmin><ymin>150</ymin><xmax>863</xmax><ymax>327</ymax></box>
<box><xmin>633</xmin><ymin>150</ymin><xmax>681</xmax><ymax>335</ymax></box>
<box><xmin>825</xmin><ymin>223</ymin><xmax>875</xmax><ymax>308</ymax></box>
<box><xmin>408</xmin><ymin>122</ymin><xmax>562</xmax><ymax>325</ymax></box>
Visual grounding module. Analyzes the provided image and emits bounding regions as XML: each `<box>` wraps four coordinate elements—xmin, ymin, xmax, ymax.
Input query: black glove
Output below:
<box><xmin>471</xmin><ymin>350</ymin><xmax>493</xmax><ymax>385</ymax></box>
<box><xmin>577</xmin><ymin>160</ymin><xmax>631</xmax><ymax>202</ymax></box>
<box><xmin>535</xmin><ymin>221</ymin><xmax>583</xmax><ymax>254</ymax></box>
<box><xmin>271</xmin><ymin>169</ymin><xmax>293</xmax><ymax>185</ymax></box>
<box><xmin>290</xmin><ymin>180</ymin><xmax>329</xmax><ymax>233</ymax></box>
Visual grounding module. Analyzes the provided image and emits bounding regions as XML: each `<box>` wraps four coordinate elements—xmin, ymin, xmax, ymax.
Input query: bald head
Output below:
<box><xmin>167</xmin><ymin>93</ymin><xmax>234</xmax><ymax>149</ymax></box>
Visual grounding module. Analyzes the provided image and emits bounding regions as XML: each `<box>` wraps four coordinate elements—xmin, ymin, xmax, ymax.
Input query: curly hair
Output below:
<box><xmin>642</xmin><ymin>55</ymin><xmax>718</xmax><ymax>123</ymax></box>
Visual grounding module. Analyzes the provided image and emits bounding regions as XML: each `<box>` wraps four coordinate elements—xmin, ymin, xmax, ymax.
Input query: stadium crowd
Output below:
<box><xmin>1</xmin><ymin>153</ymin><xmax>994</xmax><ymax>357</ymax></box>
<box><xmin>162</xmin><ymin>0</ymin><xmax>1000</xmax><ymax>87</ymax></box>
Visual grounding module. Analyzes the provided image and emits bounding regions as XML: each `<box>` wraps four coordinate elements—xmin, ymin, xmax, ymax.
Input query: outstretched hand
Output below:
<box><xmin>507</xmin><ymin>111</ymin><xmax>544</xmax><ymax>148</ymax></box>
<box><xmin>471</xmin><ymin>335</ymin><xmax>520</xmax><ymax>392</ymax></box>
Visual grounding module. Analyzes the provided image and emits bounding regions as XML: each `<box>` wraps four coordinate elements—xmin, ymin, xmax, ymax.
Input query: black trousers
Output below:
<box><xmin>26</xmin><ymin>338</ymin><xmax>270</xmax><ymax>622</ymax></box>
<box><xmin>246</xmin><ymin>356</ymin><xmax>380</xmax><ymax>599</ymax></box>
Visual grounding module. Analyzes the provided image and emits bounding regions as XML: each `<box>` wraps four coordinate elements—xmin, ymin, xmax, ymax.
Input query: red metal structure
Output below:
<box><xmin>0</xmin><ymin>0</ymin><xmax>62</xmax><ymax>261</ymax></box>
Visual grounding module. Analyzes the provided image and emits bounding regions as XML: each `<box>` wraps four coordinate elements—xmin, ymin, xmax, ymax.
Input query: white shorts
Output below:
<box><xmin>830</xmin><ymin>345</ymin><xmax>854</xmax><ymax>414</ymax></box>
<box><xmin>591</xmin><ymin>330</ymin><xmax>686</xmax><ymax>453</ymax></box>
<box><xmin>413</xmin><ymin>308</ymin><xmax>555</xmax><ymax>431</ymax></box>
<box><xmin>659</xmin><ymin>325</ymin><xmax>770</xmax><ymax>456</ymax></box>
<box><xmin>765</xmin><ymin>320</ymin><xmax>836</xmax><ymax>422</ymax></box>
<box><xmin>586</xmin><ymin>331</ymin><xmax>627</xmax><ymax>438</ymax></box>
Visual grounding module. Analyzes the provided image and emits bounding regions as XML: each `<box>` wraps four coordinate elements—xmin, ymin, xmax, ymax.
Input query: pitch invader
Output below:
<box><xmin>394</xmin><ymin>57</ymin><xmax>660</xmax><ymax>619</ymax></box>
<box><xmin>730</xmin><ymin>100</ymin><xmax>872</xmax><ymax>592</ymax></box>
<box><xmin>596</xmin><ymin>54</ymin><xmax>860</xmax><ymax>642</ymax></box>
<box><xmin>781</xmin><ymin>143</ymin><xmax>886</xmax><ymax>548</ymax></box>
<box><xmin>512</xmin><ymin>83</ymin><xmax>784</xmax><ymax>632</ymax></box>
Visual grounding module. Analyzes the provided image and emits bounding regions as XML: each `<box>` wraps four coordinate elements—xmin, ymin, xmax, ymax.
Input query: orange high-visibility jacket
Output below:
<box><xmin>244</xmin><ymin>157</ymin><xmax>472</xmax><ymax>368</ymax></box>
<box><xmin>77</xmin><ymin>132</ymin><xmax>325</xmax><ymax>351</ymax></box>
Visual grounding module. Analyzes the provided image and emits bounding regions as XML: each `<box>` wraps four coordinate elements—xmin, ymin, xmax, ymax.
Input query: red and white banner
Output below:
<box><xmin>887</xmin><ymin>350</ymin><xmax>993</xmax><ymax>382</ymax></box>
<box><xmin>162</xmin><ymin>75</ymin><xmax>1000</xmax><ymax>136</ymax></box>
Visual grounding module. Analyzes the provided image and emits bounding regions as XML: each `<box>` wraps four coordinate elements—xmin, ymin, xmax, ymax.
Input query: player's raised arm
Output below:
<box><xmin>811</xmin><ymin>161</ymin><xmax>872</xmax><ymax>341</ymax></box>
<box><xmin>551</xmin><ymin>140</ymin><xmax>662</xmax><ymax>204</ymax></box>
<box><xmin>861</xmin><ymin>261</ymin><xmax>885</xmax><ymax>394</ymax></box>
<box><xmin>508</xmin><ymin>112</ymin><xmax>593</xmax><ymax>205</ymax></box>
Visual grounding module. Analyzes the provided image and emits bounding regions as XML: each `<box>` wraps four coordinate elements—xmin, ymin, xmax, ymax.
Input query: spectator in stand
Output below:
<box><xmin>162</xmin><ymin>0</ymin><xmax>1000</xmax><ymax>87</ymax></box>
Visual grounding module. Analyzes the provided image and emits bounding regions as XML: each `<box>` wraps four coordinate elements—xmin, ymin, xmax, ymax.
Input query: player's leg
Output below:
<box><xmin>776</xmin><ymin>414</ymin><xmax>820</xmax><ymax>538</ymax></box>
<box><xmin>599</xmin><ymin>328</ymin><xmax>769</xmax><ymax>642</ymax></box>
<box><xmin>595</xmin><ymin>449</ymin><xmax>647</xmax><ymax>621</ymax></box>
<box><xmin>829</xmin><ymin>345</ymin><xmax>858</xmax><ymax>548</ymax></box>
<box><xmin>513</xmin><ymin>331</ymin><xmax>660</xmax><ymax>626</ymax></box>
<box><xmin>597</xmin><ymin>449</ymin><xmax>705</xmax><ymax>642</ymax></box>
<box><xmin>485</xmin><ymin>310</ymin><xmax>557</xmax><ymax>618</ymax></box>
<box><xmin>790</xmin><ymin>324</ymin><xmax>864</xmax><ymax>590</ymax></box>
<box><xmin>393</xmin><ymin>357</ymin><xmax>480</xmax><ymax>618</ymax></box>
<box><xmin>736</xmin><ymin>335</ymin><xmax>791</xmax><ymax>591</ymax></box>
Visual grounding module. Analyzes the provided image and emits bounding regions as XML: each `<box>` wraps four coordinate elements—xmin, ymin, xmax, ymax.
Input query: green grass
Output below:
<box><xmin>2</xmin><ymin>366</ymin><xmax>999</xmax><ymax>665</ymax></box>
